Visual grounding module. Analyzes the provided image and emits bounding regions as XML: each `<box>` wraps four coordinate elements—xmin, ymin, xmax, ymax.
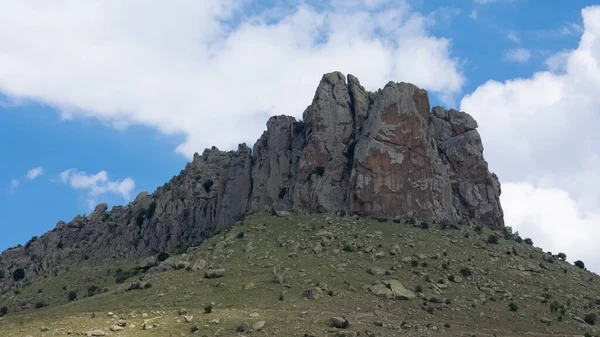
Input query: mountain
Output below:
<box><xmin>0</xmin><ymin>72</ymin><xmax>503</xmax><ymax>297</ymax></box>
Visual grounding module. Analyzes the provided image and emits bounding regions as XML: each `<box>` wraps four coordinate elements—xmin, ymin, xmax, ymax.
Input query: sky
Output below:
<box><xmin>0</xmin><ymin>0</ymin><xmax>599</xmax><ymax>271</ymax></box>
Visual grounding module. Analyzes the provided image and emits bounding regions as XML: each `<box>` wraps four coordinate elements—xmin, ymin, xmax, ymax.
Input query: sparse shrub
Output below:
<box><xmin>557</xmin><ymin>252</ymin><xmax>567</xmax><ymax>261</ymax></box>
<box><xmin>25</xmin><ymin>236</ymin><xmax>38</xmax><ymax>248</ymax></box>
<box><xmin>14</xmin><ymin>290</ymin><xmax>19</xmax><ymax>295</ymax></box>
<box><xmin>204</xmin><ymin>303</ymin><xmax>213</xmax><ymax>314</ymax></box>
<box><xmin>550</xmin><ymin>301</ymin><xmax>563</xmax><ymax>313</ymax></box>
<box><xmin>442</xmin><ymin>263</ymin><xmax>449</xmax><ymax>270</ymax></box>
<box><xmin>514</xmin><ymin>235</ymin><xmax>523</xmax><ymax>243</ymax></box>
<box><xmin>34</xmin><ymin>301</ymin><xmax>46</xmax><ymax>309</ymax></box>
<box><xmin>115</xmin><ymin>268</ymin><xmax>139</xmax><ymax>284</ymax></box>
<box><xmin>37</xmin><ymin>288</ymin><xmax>43</xmax><ymax>293</ymax></box>
<box><xmin>146</xmin><ymin>201</ymin><xmax>157</xmax><ymax>219</ymax></box>
<box><xmin>575</xmin><ymin>260</ymin><xmax>586</xmax><ymax>269</ymax></box>
<box><xmin>439</xmin><ymin>221</ymin><xmax>448</xmax><ymax>230</ymax></box>
<box><xmin>0</xmin><ymin>270</ymin><xmax>4</xmax><ymax>279</ymax></box>
<box><xmin>415</xmin><ymin>285</ymin><xmax>423</xmax><ymax>293</ymax></box>
<box><xmin>407</xmin><ymin>218</ymin><xmax>416</xmax><ymax>225</ymax></box>
<box><xmin>68</xmin><ymin>290</ymin><xmax>77</xmax><ymax>301</ymax></box>
<box><xmin>315</xmin><ymin>166</ymin><xmax>325</xmax><ymax>176</ymax></box>
<box><xmin>12</xmin><ymin>268</ymin><xmax>25</xmax><ymax>282</ymax></box>
<box><xmin>421</xmin><ymin>262</ymin><xmax>428</xmax><ymax>267</ymax></box>
<box><xmin>474</xmin><ymin>225</ymin><xmax>482</xmax><ymax>233</ymax></box>
<box><xmin>0</xmin><ymin>306</ymin><xmax>7</xmax><ymax>316</ymax></box>
<box><xmin>190</xmin><ymin>325</ymin><xmax>199</xmax><ymax>333</ymax></box>
<box><xmin>421</xmin><ymin>221</ymin><xmax>429</xmax><ymax>229</ymax></box>
<box><xmin>445</xmin><ymin>298</ymin><xmax>452</xmax><ymax>304</ymax></box>
<box><xmin>236</xmin><ymin>231</ymin><xmax>245</xmax><ymax>239</ymax></box>
<box><xmin>584</xmin><ymin>313</ymin><xmax>597</xmax><ymax>325</ymax></box>
<box><xmin>487</xmin><ymin>234</ymin><xmax>499</xmax><ymax>244</ymax></box>
<box><xmin>144</xmin><ymin>283</ymin><xmax>152</xmax><ymax>289</ymax></box>
<box><xmin>508</xmin><ymin>302</ymin><xmax>519</xmax><ymax>312</ymax></box>
<box><xmin>62</xmin><ymin>285</ymin><xmax>67</xmax><ymax>291</ymax></box>
<box><xmin>57</xmin><ymin>242</ymin><xmax>63</xmax><ymax>249</ymax></box>
<box><xmin>87</xmin><ymin>285</ymin><xmax>99</xmax><ymax>297</ymax></box>
<box><xmin>448</xmin><ymin>275</ymin><xmax>456</xmax><ymax>282</ymax></box>
<box><xmin>157</xmin><ymin>252</ymin><xmax>169</xmax><ymax>262</ymax></box>
<box><xmin>524</xmin><ymin>238</ymin><xmax>533</xmax><ymax>245</ymax></box>
<box><xmin>278</xmin><ymin>187</ymin><xmax>287</xmax><ymax>199</ymax></box>
<box><xmin>460</xmin><ymin>267</ymin><xmax>472</xmax><ymax>277</ymax></box>
<box><xmin>203</xmin><ymin>179</ymin><xmax>214</xmax><ymax>193</ymax></box>
<box><xmin>410</xmin><ymin>260</ymin><xmax>419</xmax><ymax>268</ymax></box>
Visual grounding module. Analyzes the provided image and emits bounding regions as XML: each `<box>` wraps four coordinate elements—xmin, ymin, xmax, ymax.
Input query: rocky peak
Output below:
<box><xmin>0</xmin><ymin>71</ymin><xmax>503</xmax><ymax>293</ymax></box>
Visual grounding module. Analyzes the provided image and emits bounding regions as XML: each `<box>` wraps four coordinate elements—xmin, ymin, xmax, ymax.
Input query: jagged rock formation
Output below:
<box><xmin>0</xmin><ymin>72</ymin><xmax>503</xmax><ymax>292</ymax></box>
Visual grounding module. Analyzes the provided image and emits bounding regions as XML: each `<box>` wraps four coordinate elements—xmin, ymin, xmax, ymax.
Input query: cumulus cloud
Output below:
<box><xmin>25</xmin><ymin>166</ymin><xmax>43</xmax><ymax>180</ymax></box>
<box><xmin>59</xmin><ymin>169</ymin><xmax>135</xmax><ymax>202</ymax></box>
<box><xmin>505</xmin><ymin>48</ymin><xmax>531</xmax><ymax>62</ymax></box>
<box><xmin>0</xmin><ymin>1</ymin><xmax>464</xmax><ymax>157</ymax></box>
<box><xmin>461</xmin><ymin>6</ymin><xmax>600</xmax><ymax>271</ymax></box>
<box><xmin>507</xmin><ymin>31</ymin><xmax>520</xmax><ymax>43</ymax></box>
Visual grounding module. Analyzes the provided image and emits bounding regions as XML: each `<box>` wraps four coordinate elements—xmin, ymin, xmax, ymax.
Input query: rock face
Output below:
<box><xmin>0</xmin><ymin>72</ymin><xmax>503</xmax><ymax>295</ymax></box>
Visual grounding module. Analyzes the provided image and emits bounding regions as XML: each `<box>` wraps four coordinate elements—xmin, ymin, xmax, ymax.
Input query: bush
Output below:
<box><xmin>115</xmin><ymin>268</ymin><xmax>139</xmax><ymax>284</ymax></box>
<box><xmin>57</xmin><ymin>242</ymin><xmax>63</xmax><ymax>249</ymax></box>
<box><xmin>420</xmin><ymin>221</ymin><xmax>429</xmax><ymax>229</ymax></box>
<box><xmin>12</xmin><ymin>268</ymin><xmax>25</xmax><ymax>282</ymax></box>
<box><xmin>278</xmin><ymin>187</ymin><xmax>287</xmax><ymax>199</ymax></box>
<box><xmin>144</xmin><ymin>283</ymin><xmax>153</xmax><ymax>289</ymax></box>
<box><xmin>34</xmin><ymin>301</ymin><xmax>46</xmax><ymax>309</ymax></box>
<box><xmin>146</xmin><ymin>201</ymin><xmax>157</xmax><ymax>219</ymax></box>
<box><xmin>524</xmin><ymin>238</ymin><xmax>533</xmax><ymax>245</ymax></box>
<box><xmin>236</xmin><ymin>231</ymin><xmax>245</xmax><ymax>239</ymax></box>
<box><xmin>584</xmin><ymin>313</ymin><xmax>597</xmax><ymax>325</ymax></box>
<box><xmin>25</xmin><ymin>236</ymin><xmax>38</xmax><ymax>248</ymax></box>
<box><xmin>87</xmin><ymin>285</ymin><xmax>99</xmax><ymax>297</ymax></box>
<box><xmin>407</xmin><ymin>218</ymin><xmax>416</xmax><ymax>225</ymax></box>
<box><xmin>474</xmin><ymin>225</ymin><xmax>482</xmax><ymax>233</ymax></box>
<box><xmin>557</xmin><ymin>252</ymin><xmax>567</xmax><ymax>261</ymax></box>
<box><xmin>415</xmin><ymin>285</ymin><xmax>423</xmax><ymax>293</ymax></box>
<box><xmin>487</xmin><ymin>235</ymin><xmax>499</xmax><ymax>244</ymax></box>
<box><xmin>514</xmin><ymin>235</ymin><xmax>523</xmax><ymax>243</ymax></box>
<box><xmin>68</xmin><ymin>290</ymin><xmax>77</xmax><ymax>301</ymax></box>
<box><xmin>575</xmin><ymin>260</ymin><xmax>586</xmax><ymax>269</ymax></box>
<box><xmin>0</xmin><ymin>270</ymin><xmax>4</xmax><ymax>279</ymax></box>
<box><xmin>410</xmin><ymin>260</ymin><xmax>419</xmax><ymax>268</ymax></box>
<box><xmin>0</xmin><ymin>306</ymin><xmax>7</xmax><ymax>316</ymax></box>
<box><xmin>460</xmin><ymin>267</ymin><xmax>472</xmax><ymax>277</ymax></box>
<box><xmin>448</xmin><ymin>275</ymin><xmax>456</xmax><ymax>282</ymax></box>
<box><xmin>204</xmin><ymin>303</ymin><xmax>213</xmax><ymax>314</ymax></box>
<box><xmin>203</xmin><ymin>179</ymin><xmax>214</xmax><ymax>193</ymax></box>
<box><xmin>157</xmin><ymin>252</ymin><xmax>169</xmax><ymax>262</ymax></box>
<box><xmin>508</xmin><ymin>302</ymin><xmax>519</xmax><ymax>312</ymax></box>
<box><xmin>315</xmin><ymin>166</ymin><xmax>325</xmax><ymax>176</ymax></box>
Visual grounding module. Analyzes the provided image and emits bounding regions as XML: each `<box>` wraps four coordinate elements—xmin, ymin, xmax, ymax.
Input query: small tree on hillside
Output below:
<box><xmin>575</xmin><ymin>260</ymin><xmax>586</xmax><ymax>269</ymax></box>
<box><xmin>12</xmin><ymin>268</ymin><xmax>25</xmax><ymax>282</ymax></box>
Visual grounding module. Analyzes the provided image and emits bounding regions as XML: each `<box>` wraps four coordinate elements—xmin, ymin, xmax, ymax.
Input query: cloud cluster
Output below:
<box><xmin>59</xmin><ymin>169</ymin><xmax>135</xmax><ymax>206</ymax></box>
<box><xmin>505</xmin><ymin>48</ymin><xmax>531</xmax><ymax>63</ymax></box>
<box><xmin>25</xmin><ymin>167</ymin><xmax>43</xmax><ymax>180</ymax></box>
<box><xmin>461</xmin><ymin>6</ymin><xmax>600</xmax><ymax>271</ymax></box>
<box><xmin>0</xmin><ymin>1</ymin><xmax>464</xmax><ymax>157</ymax></box>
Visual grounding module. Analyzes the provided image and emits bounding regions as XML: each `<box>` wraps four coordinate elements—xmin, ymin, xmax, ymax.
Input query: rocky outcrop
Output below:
<box><xmin>0</xmin><ymin>72</ymin><xmax>503</xmax><ymax>294</ymax></box>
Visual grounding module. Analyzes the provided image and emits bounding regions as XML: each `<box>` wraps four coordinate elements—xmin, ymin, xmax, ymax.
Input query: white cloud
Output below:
<box><xmin>461</xmin><ymin>6</ymin><xmax>600</xmax><ymax>272</ymax></box>
<box><xmin>469</xmin><ymin>10</ymin><xmax>477</xmax><ymax>19</ymax></box>
<box><xmin>503</xmin><ymin>182</ymin><xmax>600</xmax><ymax>271</ymax></box>
<box><xmin>59</xmin><ymin>169</ymin><xmax>135</xmax><ymax>202</ymax></box>
<box><xmin>505</xmin><ymin>48</ymin><xmax>531</xmax><ymax>62</ymax></box>
<box><xmin>8</xmin><ymin>179</ymin><xmax>20</xmax><ymax>192</ymax></box>
<box><xmin>507</xmin><ymin>31</ymin><xmax>520</xmax><ymax>43</ymax></box>
<box><xmin>0</xmin><ymin>1</ymin><xmax>464</xmax><ymax>157</ymax></box>
<box><xmin>25</xmin><ymin>166</ymin><xmax>43</xmax><ymax>180</ymax></box>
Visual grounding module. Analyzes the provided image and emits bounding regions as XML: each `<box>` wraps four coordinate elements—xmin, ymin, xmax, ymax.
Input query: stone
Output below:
<box><xmin>110</xmin><ymin>325</ymin><xmax>124</xmax><ymax>331</ymax></box>
<box><xmin>244</xmin><ymin>282</ymin><xmax>256</xmax><ymax>291</ymax></box>
<box><xmin>330</xmin><ymin>317</ymin><xmax>350</xmax><ymax>329</ymax></box>
<box><xmin>383</xmin><ymin>280</ymin><xmax>416</xmax><ymax>300</ymax></box>
<box><xmin>368</xmin><ymin>267</ymin><xmax>386</xmax><ymax>276</ymax></box>
<box><xmin>205</xmin><ymin>269</ymin><xmax>225</xmax><ymax>279</ymax></box>
<box><xmin>252</xmin><ymin>321</ymin><xmax>266</xmax><ymax>331</ymax></box>
<box><xmin>87</xmin><ymin>330</ymin><xmax>106</xmax><ymax>337</ymax></box>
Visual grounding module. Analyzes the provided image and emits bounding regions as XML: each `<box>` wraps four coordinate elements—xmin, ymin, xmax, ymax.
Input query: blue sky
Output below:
<box><xmin>1</xmin><ymin>0</ymin><xmax>600</xmax><ymax>271</ymax></box>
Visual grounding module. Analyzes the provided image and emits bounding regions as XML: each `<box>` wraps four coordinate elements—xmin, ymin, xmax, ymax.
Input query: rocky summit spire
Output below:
<box><xmin>251</xmin><ymin>72</ymin><xmax>503</xmax><ymax>227</ymax></box>
<box><xmin>0</xmin><ymin>72</ymin><xmax>503</xmax><ymax>290</ymax></box>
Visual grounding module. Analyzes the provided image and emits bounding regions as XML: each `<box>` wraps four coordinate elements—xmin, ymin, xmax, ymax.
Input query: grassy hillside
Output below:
<box><xmin>0</xmin><ymin>213</ymin><xmax>598</xmax><ymax>336</ymax></box>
